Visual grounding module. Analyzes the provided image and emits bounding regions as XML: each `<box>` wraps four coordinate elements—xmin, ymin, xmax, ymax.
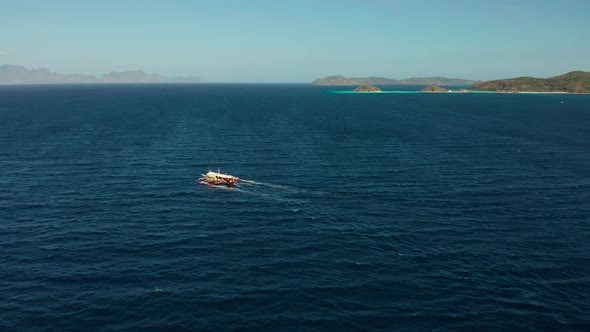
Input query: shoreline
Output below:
<box><xmin>326</xmin><ymin>90</ymin><xmax>590</xmax><ymax>95</ymax></box>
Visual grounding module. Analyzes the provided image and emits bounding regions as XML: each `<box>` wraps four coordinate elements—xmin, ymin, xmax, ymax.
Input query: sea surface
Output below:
<box><xmin>1</xmin><ymin>84</ymin><xmax>589</xmax><ymax>331</ymax></box>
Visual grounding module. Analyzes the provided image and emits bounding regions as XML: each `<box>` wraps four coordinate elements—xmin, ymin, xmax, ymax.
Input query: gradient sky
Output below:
<box><xmin>1</xmin><ymin>0</ymin><xmax>589</xmax><ymax>82</ymax></box>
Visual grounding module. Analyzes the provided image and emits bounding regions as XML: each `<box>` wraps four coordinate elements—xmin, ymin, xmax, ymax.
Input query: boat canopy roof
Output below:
<box><xmin>206</xmin><ymin>171</ymin><xmax>238</xmax><ymax>179</ymax></box>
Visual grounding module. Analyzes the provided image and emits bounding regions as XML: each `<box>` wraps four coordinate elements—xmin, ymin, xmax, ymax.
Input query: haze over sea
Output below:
<box><xmin>1</xmin><ymin>84</ymin><xmax>589</xmax><ymax>331</ymax></box>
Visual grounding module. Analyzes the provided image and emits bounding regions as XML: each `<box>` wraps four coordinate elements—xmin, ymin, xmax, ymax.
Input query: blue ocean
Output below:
<box><xmin>1</xmin><ymin>84</ymin><xmax>589</xmax><ymax>331</ymax></box>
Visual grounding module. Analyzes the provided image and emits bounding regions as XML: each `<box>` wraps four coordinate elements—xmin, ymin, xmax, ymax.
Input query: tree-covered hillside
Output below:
<box><xmin>470</xmin><ymin>71</ymin><xmax>590</xmax><ymax>93</ymax></box>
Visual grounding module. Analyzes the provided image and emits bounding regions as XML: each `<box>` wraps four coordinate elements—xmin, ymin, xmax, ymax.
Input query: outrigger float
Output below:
<box><xmin>197</xmin><ymin>169</ymin><xmax>241</xmax><ymax>187</ymax></box>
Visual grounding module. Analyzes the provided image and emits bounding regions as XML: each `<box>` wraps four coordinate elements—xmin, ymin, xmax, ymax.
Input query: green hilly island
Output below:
<box><xmin>353</xmin><ymin>85</ymin><xmax>381</xmax><ymax>92</ymax></box>
<box><xmin>470</xmin><ymin>71</ymin><xmax>590</xmax><ymax>93</ymax></box>
<box><xmin>421</xmin><ymin>86</ymin><xmax>449</xmax><ymax>92</ymax></box>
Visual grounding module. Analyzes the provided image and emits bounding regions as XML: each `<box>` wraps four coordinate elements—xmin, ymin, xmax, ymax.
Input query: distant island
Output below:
<box><xmin>312</xmin><ymin>75</ymin><xmax>477</xmax><ymax>86</ymax></box>
<box><xmin>0</xmin><ymin>65</ymin><xmax>200</xmax><ymax>85</ymax></box>
<box><xmin>470</xmin><ymin>71</ymin><xmax>590</xmax><ymax>93</ymax></box>
<box><xmin>353</xmin><ymin>85</ymin><xmax>381</xmax><ymax>92</ymax></box>
<box><xmin>421</xmin><ymin>86</ymin><xmax>449</xmax><ymax>92</ymax></box>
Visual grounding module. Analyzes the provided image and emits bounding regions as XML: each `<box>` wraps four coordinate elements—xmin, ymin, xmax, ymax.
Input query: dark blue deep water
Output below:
<box><xmin>1</xmin><ymin>84</ymin><xmax>589</xmax><ymax>331</ymax></box>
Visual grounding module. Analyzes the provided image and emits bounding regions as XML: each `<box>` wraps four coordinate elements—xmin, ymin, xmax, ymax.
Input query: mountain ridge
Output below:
<box><xmin>0</xmin><ymin>65</ymin><xmax>200</xmax><ymax>84</ymax></box>
<box><xmin>312</xmin><ymin>75</ymin><xmax>478</xmax><ymax>86</ymax></box>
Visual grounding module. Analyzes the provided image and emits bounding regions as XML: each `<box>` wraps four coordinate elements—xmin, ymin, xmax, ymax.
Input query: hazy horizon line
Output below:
<box><xmin>2</xmin><ymin>63</ymin><xmax>589</xmax><ymax>84</ymax></box>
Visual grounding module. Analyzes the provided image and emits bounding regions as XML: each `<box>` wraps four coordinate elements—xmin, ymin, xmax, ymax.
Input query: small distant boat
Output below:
<box><xmin>197</xmin><ymin>169</ymin><xmax>241</xmax><ymax>187</ymax></box>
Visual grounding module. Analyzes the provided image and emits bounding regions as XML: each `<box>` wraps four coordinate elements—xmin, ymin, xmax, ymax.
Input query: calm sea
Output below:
<box><xmin>1</xmin><ymin>84</ymin><xmax>589</xmax><ymax>331</ymax></box>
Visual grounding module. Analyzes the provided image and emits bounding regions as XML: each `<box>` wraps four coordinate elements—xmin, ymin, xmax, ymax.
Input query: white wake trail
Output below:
<box><xmin>241</xmin><ymin>179</ymin><xmax>300</xmax><ymax>191</ymax></box>
<box><xmin>240</xmin><ymin>179</ymin><xmax>330</xmax><ymax>197</ymax></box>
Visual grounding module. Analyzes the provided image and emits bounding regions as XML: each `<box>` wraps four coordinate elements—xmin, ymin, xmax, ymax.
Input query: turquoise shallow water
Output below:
<box><xmin>1</xmin><ymin>84</ymin><xmax>589</xmax><ymax>331</ymax></box>
<box><xmin>326</xmin><ymin>90</ymin><xmax>424</xmax><ymax>94</ymax></box>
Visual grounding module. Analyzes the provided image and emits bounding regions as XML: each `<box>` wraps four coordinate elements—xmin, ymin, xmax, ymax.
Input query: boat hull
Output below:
<box><xmin>196</xmin><ymin>178</ymin><xmax>238</xmax><ymax>187</ymax></box>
